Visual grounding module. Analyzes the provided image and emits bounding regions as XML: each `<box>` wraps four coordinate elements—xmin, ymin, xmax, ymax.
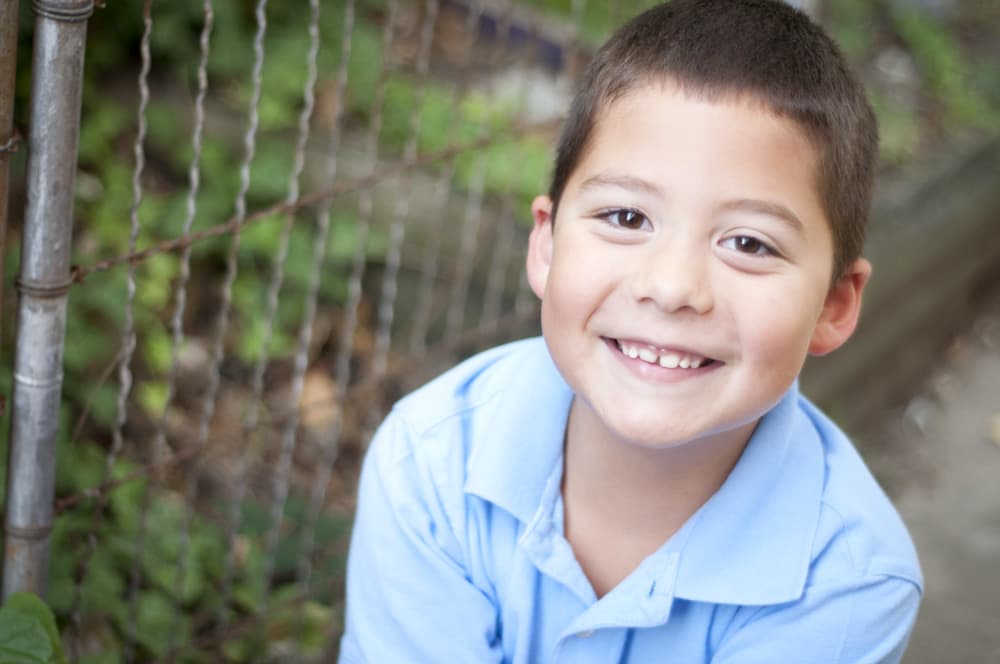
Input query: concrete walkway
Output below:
<box><xmin>872</xmin><ymin>299</ymin><xmax>1000</xmax><ymax>663</ymax></box>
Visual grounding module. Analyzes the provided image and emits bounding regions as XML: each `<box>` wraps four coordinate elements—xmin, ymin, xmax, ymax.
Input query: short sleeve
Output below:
<box><xmin>711</xmin><ymin>574</ymin><xmax>921</xmax><ymax>664</ymax></box>
<box><xmin>338</xmin><ymin>412</ymin><xmax>503</xmax><ymax>664</ymax></box>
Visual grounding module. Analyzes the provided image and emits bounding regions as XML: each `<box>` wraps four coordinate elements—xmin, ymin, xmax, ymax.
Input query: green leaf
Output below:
<box><xmin>78</xmin><ymin>547</ymin><xmax>128</xmax><ymax>627</ymax></box>
<box><xmin>133</xmin><ymin>590</ymin><xmax>185</xmax><ymax>657</ymax></box>
<box><xmin>262</xmin><ymin>585</ymin><xmax>333</xmax><ymax>656</ymax></box>
<box><xmin>0</xmin><ymin>592</ymin><xmax>66</xmax><ymax>664</ymax></box>
<box><xmin>0</xmin><ymin>614</ymin><xmax>50</xmax><ymax>664</ymax></box>
<box><xmin>137</xmin><ymin>381</ymin><xmax>169</xmax><ymax>417</ymax></box>
<box><xmin>55</xmin><ymin>436</ymin><xmax>107</xmax><ymax>495</ymax></box>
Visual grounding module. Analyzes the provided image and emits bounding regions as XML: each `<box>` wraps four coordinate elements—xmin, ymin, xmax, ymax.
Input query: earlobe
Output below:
<box><xmin>808</xmin><ymin>258</ymin><xmax>872</xmax><ymax>356</ymax></box>
<box><xmin>526</xmin><ymin>195</ymin><xmax>555</xmax><ymax>300</ymax></box>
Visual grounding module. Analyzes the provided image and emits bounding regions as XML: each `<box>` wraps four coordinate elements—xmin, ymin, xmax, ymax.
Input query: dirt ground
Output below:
<box><xmin>861</xmin><ymin>290</ymin><xmax>1000</xmax><ymax>663</ymax></box>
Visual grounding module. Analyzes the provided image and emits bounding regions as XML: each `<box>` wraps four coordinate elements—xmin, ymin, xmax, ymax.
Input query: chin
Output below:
<box><xmin>611</xmin><ymin>409</ymin><xmax>763</xmax><ymax>453</ymax></box>
<box><xmin>608</xmin><ymin>418</ymin><xmax>704</xmax><ymax>450</ymax></box>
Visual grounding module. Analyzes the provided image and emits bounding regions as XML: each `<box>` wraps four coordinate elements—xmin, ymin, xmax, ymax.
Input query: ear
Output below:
<box><xmin>526</xmin><ymin>195</ymin><xmax>555</xmax><ymax>300</ymax></box>
<box><xmin>808</xmin><ymin>258</ymin><xmax>872</xmax><ymax>356</ymax></box>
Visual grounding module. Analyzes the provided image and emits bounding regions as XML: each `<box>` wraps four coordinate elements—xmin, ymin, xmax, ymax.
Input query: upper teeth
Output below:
<box><xmin>617</xmin><ymin>340</ymin><xmax>705</xmax><ymax>369</ymax></box>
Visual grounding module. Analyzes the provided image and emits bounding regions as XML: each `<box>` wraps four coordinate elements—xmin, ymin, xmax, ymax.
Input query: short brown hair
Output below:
<box><xmin>549</xmin><ymin>0</ymin><xmax>878</xmax><ymax>279</ymax></box>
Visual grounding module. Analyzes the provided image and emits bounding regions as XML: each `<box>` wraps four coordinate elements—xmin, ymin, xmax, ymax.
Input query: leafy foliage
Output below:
<box><xmin>40</xmin><ymin>427</ymin><xmax>350</xmax><ymax>661</ymax></box>
<box><xmin>826</xmin><ymin>0</ymin><xmax>999</xmax><ymax>166</ymax></box>
<box><xmin>0</xmin><ymin>593</ymin><xmax>66</xmax><ymax>664</ymax></box>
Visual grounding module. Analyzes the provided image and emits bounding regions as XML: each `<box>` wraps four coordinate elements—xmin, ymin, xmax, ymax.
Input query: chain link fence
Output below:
<box><xmin>1</xmin><ymin>0</ymin><xmax>660</xmax><ymax>660</ymax></box>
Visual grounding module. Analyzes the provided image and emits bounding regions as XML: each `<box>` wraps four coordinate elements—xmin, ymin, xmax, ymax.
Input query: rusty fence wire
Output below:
<box><xmin>0</xmin><ymin>0</ymin><xmax>663</xmax><ymax>660</ymax></box>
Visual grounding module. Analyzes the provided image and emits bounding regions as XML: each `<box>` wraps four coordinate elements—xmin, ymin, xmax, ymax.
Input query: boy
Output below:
<box><xmin>340</xmin><ymin>0</ymin><xmax>922</xmax><ymax>661</ymax></box>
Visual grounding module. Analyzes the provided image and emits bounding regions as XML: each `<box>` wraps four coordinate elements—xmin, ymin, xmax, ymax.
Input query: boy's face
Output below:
<box><xmin>527</xmin><ymin>83</ymin><xmax>870</xmax><ymax>450</ymax></box>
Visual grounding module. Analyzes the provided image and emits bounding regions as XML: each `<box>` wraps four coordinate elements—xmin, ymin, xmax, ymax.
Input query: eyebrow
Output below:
<box><xmin>578</xmin><ymin>173</ymin><xmax>663</xmax><ymax>197</ymax></box>
<box><xmin>720</xmin><ymin>198</ymin><xmax>805</xmax><ymax>233</ymax></box>
<box><xmin>578</xmin><ymin>173</ymin><xmax>806</xmax><ymax>233</ymax></box>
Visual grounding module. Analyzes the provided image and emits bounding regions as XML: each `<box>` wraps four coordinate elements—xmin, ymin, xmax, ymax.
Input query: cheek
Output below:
<box><xmin>545</xmin><ymin>247</ymin><xmax>616</xmax><ymax>316</ymax></box>
<box><xmin>738</xmin><ymin>286</ymin><xmax>821</xmax><ymax>370</ymax></box>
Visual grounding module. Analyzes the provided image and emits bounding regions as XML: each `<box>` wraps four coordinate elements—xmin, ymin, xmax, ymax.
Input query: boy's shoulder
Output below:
<box><xmin>375</xmin><ymin>337</ymin><xmax>569</xmax><ymax>476</ymax></box>
<box><xmin>797</xmin><ymin>397</ymin><xmax>923</xmax><ymax>589</ymax></box>
<box><xmin>368</xmin><ymin>336</ymin><xmax>570</xmax><ymax>530</ymax></box>
<box><xmin>391</xmin><ymin>336</ymin><xmax>564</xmax><ymax>436</ymax></box>
<box><xmin>675</xmin><ymin>389</ymin><xmax>921</xmax><ymax>606</ymax></box>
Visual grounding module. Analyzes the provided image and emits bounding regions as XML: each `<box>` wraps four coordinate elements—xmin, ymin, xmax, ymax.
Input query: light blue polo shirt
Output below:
<box><xmin>340</xmin><ymin>337</ymin><xmax>922</xmax><ymax>663</ymax></box>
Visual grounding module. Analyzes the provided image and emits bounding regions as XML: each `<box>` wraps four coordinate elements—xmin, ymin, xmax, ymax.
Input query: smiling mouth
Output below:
<box><xmin>608</xmin><ymin>337</ymin><xmax>718</xmax><ymax>370</ymax></box>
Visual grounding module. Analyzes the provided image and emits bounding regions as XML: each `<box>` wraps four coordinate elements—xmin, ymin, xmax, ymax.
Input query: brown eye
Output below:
<box><xmin>604</xmin><ymin>208</ymin><xmax>649</xmax><ymax>230</ymax></box>
<box><xmin>722</xmin><ymin>235</ymin><xmax>775</xmax><ymax>256</ymax></box>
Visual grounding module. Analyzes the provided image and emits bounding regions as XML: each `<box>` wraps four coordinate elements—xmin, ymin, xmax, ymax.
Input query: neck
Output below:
<box><xmin>562</xmin><ymin>396</ymin><xmax>755</xmax><ymax>548</ymax></box>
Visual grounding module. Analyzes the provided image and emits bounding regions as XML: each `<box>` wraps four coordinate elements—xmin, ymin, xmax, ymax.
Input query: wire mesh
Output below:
<box><xmin>133</xmin><ymin>0</ymin><xmax>216</xmax><ymax>652</ymax></box>
<box><xmin>63</xmin><ymin>0</ymin><xmax>153</xmax><ymax>658</ymax></box>
<box><xmin>407</xmin><ymin>0</ymin><xmax>489</xmax><ymax>356</ymax></box>
<box><xmin>369</xmin><ymin>0</ymin><xmax>439</xmax><ymax>391</ymax></box>
<box><xmin>254</xmin><ymin>0</ymin><xmax>325</xmax><ymax>617</ymax></box>
<box><xmin>293</xmin><ymin>0</ymin><xmax>356</xmax><ymax>606</ymax></box>
<box><xmin>167</xmin><ymin>0</ymin><xmax>270</xmax><ymax>653</ymax></box>
<box><xmin>26</xmin><ymin>0</ymin><xmax>654</xmax><ymax>660</ymax></box>
<box><xmin>119</xmin><ymin>4</ymin><xmax>155</xmax><ymax>659</ymax></box>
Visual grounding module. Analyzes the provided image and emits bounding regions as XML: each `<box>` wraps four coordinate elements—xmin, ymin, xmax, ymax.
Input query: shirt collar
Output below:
<box><xmin>672</xmin><ymin>385</ymin><xmax>825</xmax><ymax>605</ymax></box>
<box><xmin>464</xmin><ymin>337</ymin><xmax>573</xmax><ymax>524</ymax></box>
<box><xmin>465</xmin><ymin>338</ymin><xmax>824</xmax><ymax>607</ymax></box>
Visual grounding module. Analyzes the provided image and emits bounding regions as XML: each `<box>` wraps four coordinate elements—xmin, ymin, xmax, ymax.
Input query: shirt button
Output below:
<box><xmin>577</xmin><ymin>630</ymin><xmax>595</xmax><ymax>638</ymax></box>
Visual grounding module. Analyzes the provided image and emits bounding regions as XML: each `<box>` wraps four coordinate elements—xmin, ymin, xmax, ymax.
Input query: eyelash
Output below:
<box><xmin>720</xmin><ymin>235</ymin><xmax>779</xmax><ymax>257</ymax></box>
<box><xmin>595</xmin><ymin>209</ymin><xmax>781</xmax><ymax>258</ymax></box>
<box><xmin>596</xmin><ymin>207</ymin><xmax>650</xmax><ymax>230</ymax></box>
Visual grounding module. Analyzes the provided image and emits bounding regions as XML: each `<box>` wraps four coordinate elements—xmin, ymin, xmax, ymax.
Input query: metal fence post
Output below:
<box><xmin>3</xmin><ymin>0</ymin><xmax>94</xmax><ymax>599</ymax></box>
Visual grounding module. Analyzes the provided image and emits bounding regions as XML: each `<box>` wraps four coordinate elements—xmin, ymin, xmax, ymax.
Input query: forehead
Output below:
<box><xmin>590</xmin><ymin>76</ymin><xmax>824</xmax><ymax>167</ymax></box>
<box><xmin>570</xmin><ymin>82</ymin><xmax>829</xmax><ymax>234</ymax></box>
<box><xmin>583</xmin><ymin>82</ymin><xmax>821</xmax><ymax>185</ymax></box>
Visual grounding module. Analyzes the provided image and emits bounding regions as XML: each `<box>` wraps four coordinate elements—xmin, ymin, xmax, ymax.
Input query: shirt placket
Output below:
<box><xmin>519</xmin><ymin>462</ymin><xmax>684</xmax><ymax>660</ymax></box>
<box><xmin>518</xmin><ymin>467</ymin><xmax>596</xmax><ymax>606</ymax></box>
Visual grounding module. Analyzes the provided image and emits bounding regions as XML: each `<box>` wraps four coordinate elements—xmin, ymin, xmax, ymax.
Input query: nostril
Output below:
<box><xmin>629</xmin><ymin>263</ymin><xmax>713</xmax><ymax>315</ymax></box>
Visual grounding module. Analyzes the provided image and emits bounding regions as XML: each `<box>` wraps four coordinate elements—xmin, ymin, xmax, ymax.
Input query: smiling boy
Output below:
<box><xmin>340</xmin><ymin>1</ymin><xmax>922</xmax><ymax>662</ymax></box>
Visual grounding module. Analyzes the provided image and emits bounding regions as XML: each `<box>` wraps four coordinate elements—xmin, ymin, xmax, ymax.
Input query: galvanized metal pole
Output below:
<box><xmin>3</xmin><ymin>0</ymin><xmax>94</xmax><ymax>599</ymax></box>
<box><xmin>0</xmin><ymin>0</ymin><xmax>20</xmax><ymax>355</ymax></box>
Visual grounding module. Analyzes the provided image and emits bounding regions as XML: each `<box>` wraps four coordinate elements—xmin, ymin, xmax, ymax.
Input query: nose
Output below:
<box><xmin>629</xmin><ymin>242</ymin><xmax>714</xmax><ymax>314</ymax></box>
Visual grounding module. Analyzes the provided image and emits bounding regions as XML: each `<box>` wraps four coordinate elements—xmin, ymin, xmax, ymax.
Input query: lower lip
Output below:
<box><xmin>602</xmin><ymin>337</ymin><xmax>720</xmax><ymax>383</ymax></box>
